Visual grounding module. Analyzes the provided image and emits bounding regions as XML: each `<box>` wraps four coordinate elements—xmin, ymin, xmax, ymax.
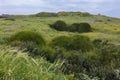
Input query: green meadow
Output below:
<box><xmin>0</xmin><ymin>12</ymin><xmax>120</xmax><ymax>80</ymax></box>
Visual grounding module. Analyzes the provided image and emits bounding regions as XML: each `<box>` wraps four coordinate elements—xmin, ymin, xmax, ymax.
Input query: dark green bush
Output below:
<box><xmin>9</xmin><ymin>31</ymin><xmax>45</xmax><ymax>52</ymax></box>
<box><xmin>69</xmin><ymin>23</ymin><xmax>80</xmax><ymax>32</ymax></box>
<box><xmin>49</xmin><ymin>20</ymin><xmax>67</xmax><ymax>31</ymax></box>
<box><xmin>48</xmin><ymin>36</ymin><xmax>94</xmax><ymax>77</ymax></box>
<box><xmin>69</xmin><ymin>35</ymin><xmax>93</xmax><ymax>51</ymax></box>
<box><xmin>50</xmin><ymin>35</ymin><xmax>93</xmax><ymax>52</ymax></box>
<box><xmin>50</xmin><ymin>36</ymin><xmax>72</xmax><ymax>48</ymax></box>
<box><xmin>49</xmin><ymin>21</ymin><xmax>92</xmax><ymax>33</ymax></box>
<box><xmin>79</xmin><ymin>23</ymin><xmax>92</xmax><ymax>32</ymax></box>
<box><xmin>69</xmin><ymin>23</ymin><xmax>92</xmax><ymax>33</ymax></box>
<box><xmin>10</xmin><ymin>31</ymin><xmax>45</xmax><ymax>45</ymax></box>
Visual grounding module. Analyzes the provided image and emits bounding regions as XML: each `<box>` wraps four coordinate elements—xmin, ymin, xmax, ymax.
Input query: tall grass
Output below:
<box><xmin>0</xmin><ymin>47</ymin><xmax>75</xmax><ymax>80</ymax></box>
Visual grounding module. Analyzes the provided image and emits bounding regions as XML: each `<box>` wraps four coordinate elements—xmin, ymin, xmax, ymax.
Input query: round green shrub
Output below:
<box><xmin>50</xmin><ymin>35</ymin><xmax>93</xmax><ymax>52</ymax></box>
<box><xmin>9</xmin><ymin>31</ymin><xmax>45</xmax><ymax>52</ymax></box>
<box><xmin>49</xmin><ymin>21</ymin><xmax>92</xmax><ymax>33</ymax></box>
<box><xmin>50</xmin><ymin>36</ymin><xmax>72</xmax><ymax>48</ymax></box>
<box><xmin>9</xmin><ymin>31</ymin><xmax>45</xmax><ymax>45</ymax></box>
<box><xmin>69</xmin><ymin>23</ymin><xmax>92</xmax><ymax>33</ymax></box>
<box><xmin>69</xmin><ymin>35</ymin><xmax>93</xmax><ymax>51</ymax></box>
<box><xmin>79</xmin><ymin>23</ymin><xmax>92</xmax><ymax>32</ymax></box>
<box><xmin>49</xmin><ymin>20</ymin><xmax>67</xmax><ymax>31</ymax></box>
<box><xmin>69</xmin><ymin>23</ymin><xmax>79</xmax><ymax>32</ymax></box>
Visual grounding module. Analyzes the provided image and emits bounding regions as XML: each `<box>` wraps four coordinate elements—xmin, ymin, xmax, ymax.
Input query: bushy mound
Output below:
<box><xmin>50</xmin><ymin>35</ymin><xmax>93</xmax><ymax>52</ymax></box>
<box><xmin>9</xmin><ymin>31</ymin><xmax>45</xmax><ymax>45</ymax></box>
<box><xmin>49</xmin><ymin>20</ymin><xmax>67</xmax><ymax>31</ymax></box>
<box><xmin>69</xmin><ymin>23</ymin><xmax>92</xmax><ymax>33</ymax></box>
<box><xmin>9</xmin><ymin>31</ymin><xmax>45</xmax><ymax>52</ymax></box>
<box><xmin>49</xmin><ymin>20</ymin><xmax>92</xmax><ymax>33</ymax></box>
<box><xmin>69</xmin><ymin>35</ymin><xmax>93</xmax><ymax>51</ymax></box>
<box><xmin>50</xmin><ymin>36</ymin><xmax>72</xmax><ymax>48</ymax></box>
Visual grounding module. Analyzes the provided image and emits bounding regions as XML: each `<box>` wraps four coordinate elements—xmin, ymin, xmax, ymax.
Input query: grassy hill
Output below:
<box><xmin>0</xmin><ymin>12</ymin><xmax>120</xmax><ymax>80</ymax></box>
<box><xmin>1</xmin><ymin>12</ymin><xmax>120</xmax><ymax>44</ymax></box>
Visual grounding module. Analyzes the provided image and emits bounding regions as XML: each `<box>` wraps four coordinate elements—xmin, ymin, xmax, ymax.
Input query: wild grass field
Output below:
<box><xmin>0</xmin><ymin>12</ymin><xmax>120</xmax><ymax>80</ymax></box>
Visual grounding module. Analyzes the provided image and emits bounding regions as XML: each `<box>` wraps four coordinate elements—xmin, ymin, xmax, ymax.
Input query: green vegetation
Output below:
<box><xmin>8</xmin><ymin>31</ymin><xmax>45</xmax><ymax>52</ymax></box>
<box><xmin>9</xmin><ymin>31</ymin><xmax>45</xmax><ymax>45</ymax></box>
<box><xmin>35</xmin><ymin>12</ymin><xmax>58</xmax><ymax>17</ymax></box>
<box><xmin>50</xmin><ymin>35</ymin><xmax>93</xmax><ymax>52</ymax></box>
<box><xmin>49</xmin><ymin>20</ymin><xmax>67</xmax><ymax>31</ymax></box>
<box><xmin>69</xmin><ymin>23</ymin><xmax>92</xmax><ymax>33</ymax></box>
<box><xmin>0</xmin><ymin>47</ymin><xmax>77</xmax><ymax>80</ymax></box>
<box><xmin>0</xmin><ymin>11</ymin><xmax>120</xmax><ymax>80</ymax></box>
<box><xmin>49</xmin><ymin>20</ymin><xmax>92</xmax><ymax>33</ymax></box>
<box><xmin>35</xmin><ymin>12</ymin><xmax>92</xmax><ymax>17</ymax></box>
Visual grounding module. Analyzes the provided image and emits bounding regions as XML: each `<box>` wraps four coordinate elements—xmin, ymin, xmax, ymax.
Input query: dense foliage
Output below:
<box><xmin>69</xmin><ymin>23</ymin><xmax>92</xmax><ymax>33</ymax></box>
<box><xmin>49</xmin><ymin>20</ymin><xmax>92</xmax><ymax>33</ymax></box>
<box><xmin>0</xmin><ymin>47</ymin><xmax>77</xmax><ymax>80</ymax></box>
<box><xmin>49</xmin><ymin>20</ymin><xmax>67</xmax><ymax>31</ymax></box>
<box><xmin>1</xmin><ymin>11</ymin><xmax>120</xmax><ymax>80</ymax></box>
<box><xmin>9</xmin><ymin>31</ymin><xmax>45</xmax><ymax>45</ymax></box>
<box><xmin>50</xmin><ymin>35</ymin><xmax>93</xmax><ymax>52</ymax></box>
<box><xmin>9</xmin><ymin>31</ymin><xmax>45</xmax><ymax>52</ymax></box>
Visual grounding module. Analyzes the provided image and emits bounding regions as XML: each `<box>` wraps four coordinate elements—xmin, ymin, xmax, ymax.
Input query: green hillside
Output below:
<box><xmin>0</xmin><ymin>12</ymin><xmax>120</xmax><ymax>80</ymax></box>
<box><xmin>1</xmin><ymin>12</ymin><xmax>120</xmax><ymax>44</ymax></box>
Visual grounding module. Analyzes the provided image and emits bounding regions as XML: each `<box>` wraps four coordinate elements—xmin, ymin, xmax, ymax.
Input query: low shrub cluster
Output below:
<box><xmin>9</xmin><ymin>31</ymin><xmax>45</xmax><ymax>52</ymax></box>
<box><xmin>32</xmin><ymin>35</ymin><xmax>95</xmax><ymax>75</ymax></box>
<box><xmin>69</xmin><ymin>23</ymin><xmax>92</xmax><ymax>32</ymax></box>
<box><xmin>9</xmin><ymin>31</ymin><xmax>45</xmax><ymax>45</ymax></box>
<box><xmin>49</xmin><ymin>20</ymin><xmax>92</xmax><ymax>33</ymax></box>
<box><xmin>49</xmin><ymin>20</ymin><xmax>67</xmax><ymax>31</ymax></box>
<box><xmin>50</xmin><ymin>35</ymin><xmax>93</xmax><ymax>52</ymax></box>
